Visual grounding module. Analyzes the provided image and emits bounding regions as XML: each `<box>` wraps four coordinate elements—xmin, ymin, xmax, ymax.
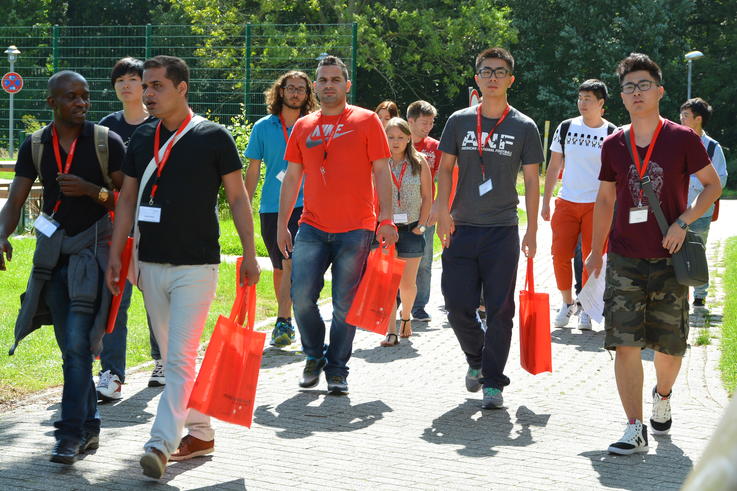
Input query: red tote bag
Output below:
<box><xmin>346</xmin><ymin>245</ymin><xmax>406</xmax><ymax>335</ymax></box>
<box><xmin>519</xmin><ymin>257</ymin><xmax>552</xmax><ymax>375</ymax></box>
<box><xmin>105</xmin><ymin>236</ymin><xmax>134</xmax><ymax>334</ymax></box>
<box><xmin>188</xmin><ymin>270</ymin><xmax>264</xmax><ymax>427</ymax></box>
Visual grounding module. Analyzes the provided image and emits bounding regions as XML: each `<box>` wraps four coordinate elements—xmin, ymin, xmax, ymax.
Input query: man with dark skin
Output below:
<box><xmin>0</xmin><ymin>71</ymin><xmax>125</xmax><ymax>464</ymax></box>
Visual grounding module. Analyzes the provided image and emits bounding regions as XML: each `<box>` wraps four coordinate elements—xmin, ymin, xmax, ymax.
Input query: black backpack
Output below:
<box><xmin>558</xmin><ymin>118</ymin><xmax>617</xmax><ymax>158</ymax></box>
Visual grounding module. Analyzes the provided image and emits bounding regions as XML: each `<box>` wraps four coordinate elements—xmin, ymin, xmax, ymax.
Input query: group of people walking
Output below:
<box><xmin>0</xmin><ymin>45</ymin><xmax>725</xmax><ymax>481</ymax></box>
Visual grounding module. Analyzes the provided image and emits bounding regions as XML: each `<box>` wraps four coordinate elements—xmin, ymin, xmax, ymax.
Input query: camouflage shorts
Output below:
<box><xmin>603</xmin><ymin>252</ymin><xmax>689</xmax><ymax>356</ymax></box>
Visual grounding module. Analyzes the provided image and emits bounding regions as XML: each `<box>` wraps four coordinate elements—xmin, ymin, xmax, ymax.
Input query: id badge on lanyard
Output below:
<box><xmin>138</xmin><ymin>205</ymin><xmax>162</xmax><ymax>223</ymax></box>
<box><xmin>34</xmin><ymin>213</ymin><xmax>60</xmax><ymax>237</ymax></box>
<box><xmin>629</xmin><ymin>206</ymin><xmax>648</xmax><ymax>224</ymax></box>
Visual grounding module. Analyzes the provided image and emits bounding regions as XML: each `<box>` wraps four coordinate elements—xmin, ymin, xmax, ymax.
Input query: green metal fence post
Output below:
<box><xmin>351</xmin><ymin>22</ymin><xmax>357</xmax><ymax>104</ymax></box>
<box><xmin>244</xmin><ymin>23</ymin><xmax>252</xmax><ymax>116</ymax></box>
<box><xmin>52</xmin><ymin>24</ymin><xmax>59</xmax><ymax>72</ymax></box>
<box><xmin>145</xmin><ymin>24</ymin><xmax>152</xmax><ymax>59</ymax></box>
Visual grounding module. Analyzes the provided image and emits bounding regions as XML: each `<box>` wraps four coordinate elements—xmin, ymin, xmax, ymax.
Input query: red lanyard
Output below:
<box><xmin>476</xmin><ymin>104</ymin><xmax>510</xmax><ymax>181</ymax></box>
<box><xmin>149</xmin><ymin>111</ymin><xmax>193</xmax><ymax>203</ymax></box>
<box><xmin>629</xmin><ymin>118</ymin><xmax>664</xmax><ymax>204</ymax></box>
<box><xmin>390</xmin><ymin>159</ymin><xmax>409</xmax><ymax>206</ymax></box>
<box><xmin>51</xmin><ymin>124</ymin><xmax>79</xmax><ymax>213</ymax></box>
<box><xmin>316</xmin><ymin>106</ymin><xmax>348</xmax><ymax>184</ymax></box>
<box><xmin>278</xmin><ymin>114</ymin><xmax>290</xmax><ymax>143</ymax></box>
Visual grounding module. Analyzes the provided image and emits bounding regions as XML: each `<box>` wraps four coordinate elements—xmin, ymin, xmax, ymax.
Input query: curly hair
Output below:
<box><xmin>265</xmin><ymin>71</ymin><xmax>318</xmax><ymax>116</ymax></box>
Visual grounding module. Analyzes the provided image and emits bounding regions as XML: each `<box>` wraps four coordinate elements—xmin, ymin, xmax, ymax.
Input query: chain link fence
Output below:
<box><xmin>0</xmin><ymin>23</ymin><xmax>356</xmax><ymax>152</ymax></box>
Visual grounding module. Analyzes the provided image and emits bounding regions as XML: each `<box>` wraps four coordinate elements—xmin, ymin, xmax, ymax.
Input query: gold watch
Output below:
<box><xmin>98</xmin><ymin>187</ymin><xmax>110</xmax><ymax>202</ymax></box>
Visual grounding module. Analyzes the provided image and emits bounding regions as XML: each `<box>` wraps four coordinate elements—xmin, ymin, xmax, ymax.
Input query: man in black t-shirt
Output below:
<box><xmin>96</xmin><ymin>57</ymin><xmax>163</xmax><ymax>403</ymax></box>
<box><xmin>105</xmin><ymin>56</ymin><xmax>260</xmax><ymax>481</ymax></box>
<box><xmin>0</xmin><ymin>71</ymin><xmax>125</xmax><ymax>464</ymax></box>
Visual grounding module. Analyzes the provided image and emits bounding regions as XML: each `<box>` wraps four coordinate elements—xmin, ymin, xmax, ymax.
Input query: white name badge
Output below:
<box><xmin>393</xmin><ymin>213</ymin><xmax>408</xmax><ymax>224</ymax></box>
<box><xmin>34</xmin><ymin>213</ymin><xmax>60</xmax><ymax>238</ymax></box>
<box><xmin>629</xmin><ymin>206</ymin><xmax>648</xmax><ymax>224</ymax></box>
<box><xmin>138</xmin><ymin>205</ymin><xmax>162</xmax><ymax>223</ymax></box>
<box><xmin>276</xmin><ymin>170</ymin><xmax>286</xmax><ymax>182</ymax></box>
<box><xmin>479</xmin><ymin>179</ymin><xmax>493</xmax><ymax>196</ymax></box>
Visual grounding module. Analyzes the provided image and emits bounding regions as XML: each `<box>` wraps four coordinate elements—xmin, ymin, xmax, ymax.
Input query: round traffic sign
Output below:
<box><xmin>2</xmin><ymin>72</ymin><xmax>23</xmax><ymax>94</ymax></box>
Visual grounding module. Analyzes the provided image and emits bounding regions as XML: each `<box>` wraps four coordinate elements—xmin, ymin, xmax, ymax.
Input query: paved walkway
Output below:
<box><xmin>0</xmin><ymin>203</ymin><xmax>734</xmax><ymax>490</ymax></box>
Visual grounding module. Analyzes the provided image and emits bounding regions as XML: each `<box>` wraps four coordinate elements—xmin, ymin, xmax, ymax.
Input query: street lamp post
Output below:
<box><xmin>4</xmin><ymin>45</ymin><xmax>21</xmax><ymax>157</ymax></box>
<box><xmin>684</xmin><ymin>50</ymin><xmax>704</xmax><ymax>100</ymax></box>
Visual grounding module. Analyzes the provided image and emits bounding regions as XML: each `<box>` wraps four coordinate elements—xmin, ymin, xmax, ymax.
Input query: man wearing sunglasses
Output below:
<box><xmin>586</xmin><ymin>53</ymin><xmax>720</xmax><ymax>455</ymax></box>
<box><xmin>432</xmin><ymin>47</ymin><xmax>544</xmax><ymax>410</ymax></box>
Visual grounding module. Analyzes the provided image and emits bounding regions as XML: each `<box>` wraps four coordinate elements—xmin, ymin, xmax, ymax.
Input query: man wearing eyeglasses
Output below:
<box><xmin>432</xmin><ymin>47</ymin><xmax>544</xmax><ymax>410</ymax></box>
<box><xmin>586</xmin><ymin>53</ymin><xmax>720</xmax><ymax>455</ymax></box>
<box><xmin>245</xmin><ymin>71</ymin><xmax>318</xmax><ymax>347</ymax></box>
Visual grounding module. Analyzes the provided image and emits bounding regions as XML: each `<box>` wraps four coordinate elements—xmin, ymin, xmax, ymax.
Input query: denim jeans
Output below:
<box><xmin>291</xmin><ymin>224</ymin><xmax>374</xmax><ymax>378</ymax></box>
<box><xmin>45</xmin><ymin>261</ymin><xmax>101</xmax><ymax>443</ymax></box>
<box><xmin>412</xmin><ymin>224</ymin><xmax>435</xmax><ymax>314</ymax></box>
<box><xmin>689</xmin><ymin>215</ymin><xmax>712</xmax><ymax>299</ymax></box>
<box><xmin>100</xmin><ymin>281</ymin><xmax>161</xmax><ymax>382</ymax></box>
<box><xmin>441</xmin><ymin>225</ymin><xmax>520</xmax><ymax>390</ymax></box>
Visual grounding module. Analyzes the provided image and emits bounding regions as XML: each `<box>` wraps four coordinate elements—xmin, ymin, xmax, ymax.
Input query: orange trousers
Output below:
<box><xmin>551</xmin><ymin>198</ymin><xmax>594</xmax><ymax>292</ymax></box>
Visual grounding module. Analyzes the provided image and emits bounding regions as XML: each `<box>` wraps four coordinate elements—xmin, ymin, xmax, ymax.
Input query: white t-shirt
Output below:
<box><xmin>550</xmin><ymin>116</ymin><xmax>612</xmax><ymax>203</ymax></box>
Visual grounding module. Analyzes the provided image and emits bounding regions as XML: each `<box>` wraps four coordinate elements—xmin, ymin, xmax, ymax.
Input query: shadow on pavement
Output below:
<box><xmin>551</xmin><ymin>327</ymin><xmax>606</xmax><ymax>353</ymax></box>
<box><xmin>580</xmin><ymin>434</ymin><xmax>693</xmax><ymax>490</ymax></box>
<box><xmin>352</xmin><ymin>340</ymin><xmax>420</xmax><ymax>363</ymax></box>
<box><xmin>253</xmin><ymin>391</ymin><xmax>392</xmax><ymax>439</ymax></box>
<box><xmin>190</xmin><ymin>478</ymin><xmax>246</xmax><ymax>490</ymax></box>
<box><xmin>260</xmin><ymin>347</ymin><xmax>305</xmax><ymax>370</ymax></box>
<box><xmin>421</xmin><ymin>401</ymin><xmax>550</xmax><ymax>457</ymax></box>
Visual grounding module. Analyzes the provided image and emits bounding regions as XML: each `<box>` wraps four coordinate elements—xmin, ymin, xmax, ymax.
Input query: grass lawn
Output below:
<box><xmin>0</xmin><ymin>234</ymin><xmax>330</xmax><ymax>404</ymax></box>
<box><xmin>720</xmin><ymin>237</ymin><xmax>737</xmax><ymax>394</ymax></box>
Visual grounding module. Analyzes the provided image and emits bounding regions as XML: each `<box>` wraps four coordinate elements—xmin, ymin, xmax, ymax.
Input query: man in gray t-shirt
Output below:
<box><xmin>431</xmin><ymin>47</ymin><xmax>544</xmax><ymax>410</ymax></box>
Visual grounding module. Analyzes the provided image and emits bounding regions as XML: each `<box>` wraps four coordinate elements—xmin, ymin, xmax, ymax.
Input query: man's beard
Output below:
<box><xmin>283</xmin><ymin>99</ymin><xmax>303</xmax><ymax>110</ymax></box>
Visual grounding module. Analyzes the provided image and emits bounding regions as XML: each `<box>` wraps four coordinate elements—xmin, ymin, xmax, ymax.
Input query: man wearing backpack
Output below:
<box><xmin>678</xmin><ymin>97</ymin><xmax>728</xmax><ymax>310</ymax></box>
<box><xmin>542</xmin><ymin>79</ymin><xmax>617</xmax><ymax>330</ymax></box>
<box><xmin>0</xmin><ymin>71</ymin><xmax>125</xmax><ymax>464</ymax></box>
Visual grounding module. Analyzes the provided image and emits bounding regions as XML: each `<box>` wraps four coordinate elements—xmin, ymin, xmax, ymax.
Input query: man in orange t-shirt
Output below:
<box><xmin>277</xmin><ymin>55</ymin><xmax>397</xmax><ymax>395</ymax></box>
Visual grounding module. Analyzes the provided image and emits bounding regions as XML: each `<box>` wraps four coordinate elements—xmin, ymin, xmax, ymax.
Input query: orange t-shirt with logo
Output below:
<box><xmin>284</xmin><ymin>105</ymin><xmax>391</xmax><ymax>233</ymax></box>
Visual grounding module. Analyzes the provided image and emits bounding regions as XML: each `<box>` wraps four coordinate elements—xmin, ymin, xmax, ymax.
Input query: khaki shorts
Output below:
<box><xmin>603</xmin><ymin>252</ymin><xmax>689</xmax><ymax>356</ymax></box>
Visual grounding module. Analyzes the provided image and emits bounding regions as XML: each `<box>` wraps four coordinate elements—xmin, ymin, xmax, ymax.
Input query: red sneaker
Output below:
<box><xmin>169</xmin><ymin>434</ymin><xmax>214</xmax><ymax>461</ymax></box>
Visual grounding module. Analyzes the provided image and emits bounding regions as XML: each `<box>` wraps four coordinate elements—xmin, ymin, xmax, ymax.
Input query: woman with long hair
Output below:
<box><xmin>380</xmin><ymin>117</ymin><xmax>432</xmax><ymax>346</ymax></box>
<box><xmin>375</xmin><ymin>100</ymin><xmax>399</xmax><ymax>128</ymax></box>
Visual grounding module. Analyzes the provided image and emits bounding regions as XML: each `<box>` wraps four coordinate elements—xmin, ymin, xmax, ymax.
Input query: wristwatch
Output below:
<box><xmin>675</xmin><ymin>218</ymin><xmax>688</xmax><ymax>230</ymax></box>
<box><xmin>98</xmin><ymin>187</ymin><xmax>110</xmax><ymax>203</ymax></box>
<box><xmin>418</xmin><ymin>225</ymin><xmax>427</xmax><ymax>233</ymax></box>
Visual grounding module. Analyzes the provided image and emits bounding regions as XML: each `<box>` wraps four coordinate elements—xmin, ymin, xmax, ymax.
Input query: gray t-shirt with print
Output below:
<box><xmin>439</xmin><ymin>105</ymin><xmax>544</xmax><ymax>227</ymax></box>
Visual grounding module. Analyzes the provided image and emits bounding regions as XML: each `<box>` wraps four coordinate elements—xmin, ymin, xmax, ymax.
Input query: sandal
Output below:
<box><xmin>380</xmin><ymin>333</ymin><xmax>399</xmax><ymax>347</ymax></box>
<box><xmin>399</xmin><ymin>318</ymin><xmax>412</xmax><ymax>338</ymax></box>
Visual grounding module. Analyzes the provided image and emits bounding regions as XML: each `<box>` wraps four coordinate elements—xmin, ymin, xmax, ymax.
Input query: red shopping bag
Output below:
<box><xmin>106</xmin><ymin>236</ymin><xmax>134</xmax><ymax>334</ymax></box>
<box><xmin>346</xmin><ymin>245</ymin><xmax>406</xmax><ymax>335</ymax></box>
<box><xmin>188</xmin><ymin>278</ymin><xmax>264</xmax><ymax>427</ymax></box>
<box><xmin>519</xmin><ymin>257</ymin><xmax>552</xmax><ymax>375</ymax></box>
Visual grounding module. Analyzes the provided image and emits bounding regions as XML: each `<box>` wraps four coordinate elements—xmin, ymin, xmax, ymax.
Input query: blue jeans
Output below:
<box><xmin>412</xmin><ymin>224</ymin><xmax>435</xmax><ymax>314</ymax></box>
<box><xmin>100</xmin><ymin>281</ymin><xmax>161</xmax><ymax>382</ymax></box>
<box><xmin>45</xmin><ymin>261</ymin><xmax>101</xmax><ymax>443</ymax></box>
<box><xmin>441</xmin><ymin>225</ymin><xmax>519</xmax><ymax>390</ymax></box>
<box><xmin>689</xmin><ymin>215</ymin><xmax>712</xmax><ymax>299</ymax></box>
<box><xmin>291</xmin><ymin>224</ymin><xmax>374</xmax><ymax>378</ymax></box>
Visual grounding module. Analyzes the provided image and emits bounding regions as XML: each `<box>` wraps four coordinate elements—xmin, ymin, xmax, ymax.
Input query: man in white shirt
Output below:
<box><xmin>542</xmin><ymin>79</ymin><xmax>617</xmax><ymax>330</ymax></box>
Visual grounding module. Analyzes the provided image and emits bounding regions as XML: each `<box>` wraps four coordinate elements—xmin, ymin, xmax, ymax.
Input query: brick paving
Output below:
<box><xmin>0</xmin><ymin>202</ymin><xmax>733</xmax><ymax>490</ymax></box>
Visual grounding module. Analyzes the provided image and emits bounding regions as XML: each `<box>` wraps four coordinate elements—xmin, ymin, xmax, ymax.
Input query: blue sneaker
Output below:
<box><xmin>270</xmin><ymin>319</ymin><xmax>295</xmax><ymax>347</ymax></box>
<box><xmin>481</xmin><ymin>388</ymin><xmax>504</xmax><ymax>409</ymax></box>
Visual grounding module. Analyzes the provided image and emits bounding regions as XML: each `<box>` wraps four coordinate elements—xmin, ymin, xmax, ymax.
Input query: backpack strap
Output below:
<box><xmin>706</xmin><ymin>140</ymin><xmax>717</xmax><ymax>161</ymax></box>
<box><xmin>93</xmin><ymin>124</ymin><xmax>113</xmax><ymax>189</ymax></box>
<box><xmin>30</xmin><ymin>127</ymin><xmax>47</xmax><ymax>185</ymax></box>
<box><xmin>606</xmin><ymin>122</ymin><xmax>617</xmax><ymax>135</ymax></box>
<box><xmin>558</xmin><ymin>118</ymin><xmax>572</xmax><ymax>159</ymax></box>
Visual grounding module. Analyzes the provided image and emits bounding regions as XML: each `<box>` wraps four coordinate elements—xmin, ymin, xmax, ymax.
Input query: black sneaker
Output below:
<box><xmin>692</xmin><ymin>298</ymin><xmax>706</xmax><ymax>308</ymax></box>
<box><xmin>650</xmin><ymin>387</ymin><xmax>672</xmax><ymax>435</ymax></box>
<box><xmin>50</xmin><ymin>440</ymin><xmax>78</xmax><ymax>464</ymax></box>
<box><xmin>326</xmin><ymin>375</ymin><xmax>349</xmax><ymax>395</ymax></box>
<box><xmin>299</xmin><ymin>357</ymin><xmax>326</xmax><ymax>388</ymax></box>
<box><xmin>78</xmin><ymin>433</ymin><xmax>100</xmax><ymax>454</ymax></box>
<box><xmin>608</xmin><ymin>420</ymin><xmax>649</xmax><ymax>455</ymax></box>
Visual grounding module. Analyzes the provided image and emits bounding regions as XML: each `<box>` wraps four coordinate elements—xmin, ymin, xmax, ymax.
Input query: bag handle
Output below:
<box><xmin>525</xmin><ymin>257</ymin><xmax>535</xmax><ymax>294</ymax></box>
<box><xmin>229</xmin><ymin>283</ymin><xmax>257</xmax><ymax>330</ymax></box>
<box><xmin>623</xmin><ymin>127</ymin><xmax>670</xmax><ymax>237</ymax></box>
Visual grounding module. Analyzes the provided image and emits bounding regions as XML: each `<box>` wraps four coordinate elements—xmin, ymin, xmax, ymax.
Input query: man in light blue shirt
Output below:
<box><xmin>245</xmin><ymin>70</ymin><xmax>317</xmax><ymax>346</ymax></box>
<box><xmin>680</xmin><ymin>97</ymin><xmax>728</xmax><ymax>309</ymax></box>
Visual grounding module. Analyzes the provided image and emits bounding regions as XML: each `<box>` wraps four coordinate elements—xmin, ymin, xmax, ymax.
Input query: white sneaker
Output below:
<box><xmin>148</xmin><ymin>359</ymin><xmax>166</xmax><ymax>388</ymax></box>
<box><xmin>578</xmin><ymin>311</ymin><xmax>592</xmax><ymax>330</ymax></box>
<box><xmin>650</xmin><ymin>387</ymin><xmax>672</xmax><ymax>435</ymax></box>
<box><xmin>554</xmin><ymin>302</ymin><xmax>575</xmax><ymax>328</ymax></box>
<box><xmin>96</xmin><ymin>370</ymin><xmax>122</xmax><ymax>402</ymax></box>
<box><xmin>608</xmin><ymin>420</ymin><xmax>649</xmax><ymax>455</ymax></box>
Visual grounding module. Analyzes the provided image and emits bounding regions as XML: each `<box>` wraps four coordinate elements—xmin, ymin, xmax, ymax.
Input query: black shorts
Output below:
<box><xmin>260</xmin><ymin>207</ymin><xmax>302</xmax><ymax>270</ymax></box>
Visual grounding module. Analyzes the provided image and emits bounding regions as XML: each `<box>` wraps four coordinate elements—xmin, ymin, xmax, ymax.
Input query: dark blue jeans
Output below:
<box><xmin>291</xmin><ymin>224</ymin><xmax>374</xmax><ymax>378</ymax></box>
<box><xmin>99</xmin><ymin>281</ymin><xmax>161</xmax><ymax>382</ymax></box>
<box><xmin>441</xmin><ymin>225</ymin><xmax>519</xmax><ymax>390</ymax></box>
<box><xmin>45</xmin><ymin>261</ymin><xmax>101</xmax><ymax>443</ymax></box>
<box><xmin>412</xmin><ymin>224</ymin><xmax>435</xmax><ymax>314</ymax></box>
